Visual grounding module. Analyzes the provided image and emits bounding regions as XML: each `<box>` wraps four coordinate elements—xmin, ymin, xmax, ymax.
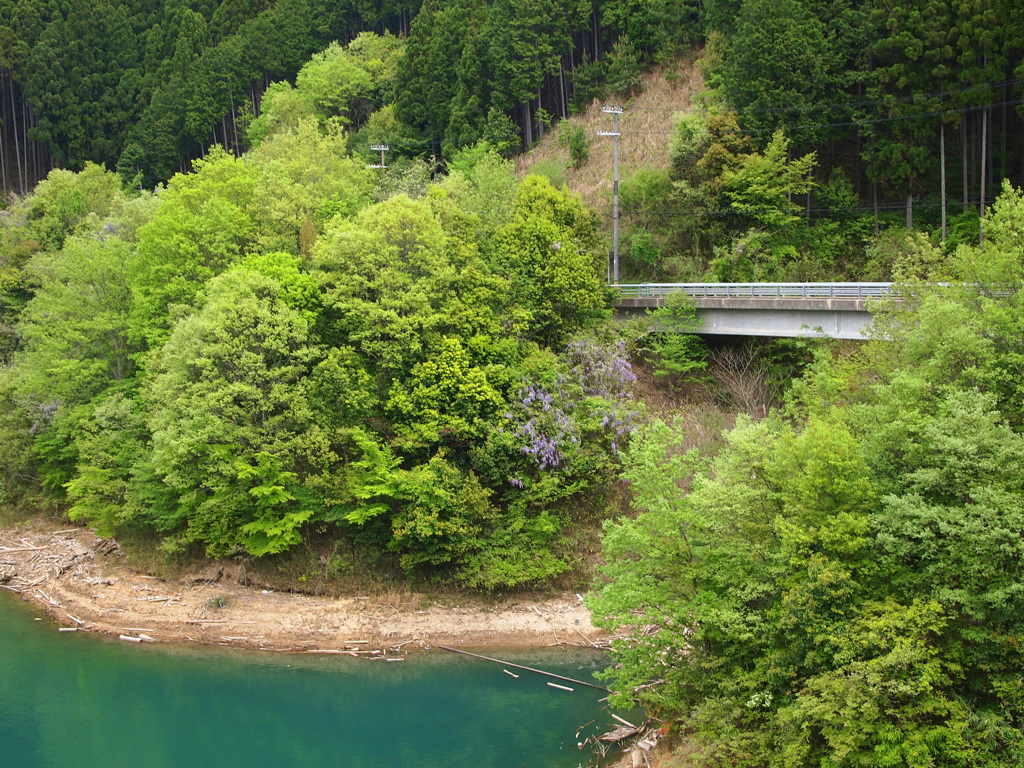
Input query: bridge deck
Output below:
<box><xmin>612</xmin><ymin>283</ymin><xmax>893</xmax><ymax>339</ymax></box>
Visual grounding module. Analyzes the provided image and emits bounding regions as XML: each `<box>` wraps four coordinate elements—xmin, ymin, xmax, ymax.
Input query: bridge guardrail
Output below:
<box><xmin>612</xmin><ymin>283</ymin><xmax>895</xmax><ymax>300</ymax></box>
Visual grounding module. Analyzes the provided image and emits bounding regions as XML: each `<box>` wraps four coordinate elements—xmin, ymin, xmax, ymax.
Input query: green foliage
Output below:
<box><xmin>864</xmin><ymin>228</ymin><xmax>948</xmax><ymax>282</ymax></box>
<box><xmin>256</xmin><ymin>39</ymin><xmax>381</xmax><ymax>136</ymax></box>
<box><xmin>236</xmin><ymin>452</ymin><xmax>314</xmax><ymax>556</ymax></box>
<box><xmin>389</xmin><ymin>453</ymin><xmax>495</xmax><ymax>572</ymax></box>
<box><xmin>481</xmin><ymin>106</ymin><xmax>522</xmax><ymax>158</ymax></box>
<box><xmin>620</xmin><ymin>169</ymin><xmax>672</xmax><ymax>235</ymax></box>
<box><xmin>491</xmin><ymin>175</ymin><xmax>606</xmax><ymax>346</ymax></box>
<box><xmin>560</xmin><ymin>124</ymin><xmax>590</xmax><ymax>168</ymax></box>
<box><xmin>387</xmin><ymin>336</ymin><xmax>505</xmax><ymax>445</ymax></box>
<box><xmin>594</xmin><ymin>184</ymin><xmax>1024</xmax><ymax>765</ymax></box>
<box><xmin>707</xmin><ymin>131</ymin><xmax>818</xmax><ymax>280</ymax></box>
<box><xmin>723</xmin><ymin>130</ymin><xmax>816</xmax><ymax>231</ymax></box>
<box><xmin>246</xmin><ymin>118</ymin><xmax>375</xmax><ymax>254</ymax></box>
<box><xmin>65</xmin><ymin>391</ymin><xmax>150</xmax><ymax>536</ymax></box>
<box><xmin>569</xmin><ymin>54</ymin><xmax>607</xmax><ymax>111</ymax></box>
<box><xmin>645</xmin><ymin>292</ymin><xmax>708</xmax><ymax>379</ymax></box>
<box><xmin>0</xmin><ymin>78</ymin><xmax>627</xmax><ymax>593</ymax></box>
<box><xmin>628</xmin><ymin>228</ymin><xmax>661</xmax><ymax>268</ymax></box>
<box><xmin>15</xmin><ymin>233</ymin><xmax>139</xmax><ymax>407</ymax></box>
<box><xmin>131</xmin><ymin>147</ymin><xmax>257</xmax><ymax>350</ymax></box>
<box><xmin>604</xmin><ymin>35</ymin><xmax>643</xmax><ymax>96</ymax></box>
<box><xmin>23</xmin><ymin>164</ymin><xmax>128</xmax><ymax>251</ymax></box>
<box><xmin>601</xmin><ymin>0</ymin><xmax>703</xmax><ymax>64</ymax></box>
<box><xmin>144</xmin><ymin>266</ymin><xmax>324</xmax><ymax>556</ymax></box>
<box><xmin>438</xmin><ymin>148</ymin><xmax>519</xmax><ymax>236</ymax></box>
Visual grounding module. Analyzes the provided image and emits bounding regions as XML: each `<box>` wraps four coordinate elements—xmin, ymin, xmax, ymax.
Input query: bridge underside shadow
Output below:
<box><xmin>615</xmin><ymin>298</ymin><xmax>874</xmax><ymax>340</ymax></box>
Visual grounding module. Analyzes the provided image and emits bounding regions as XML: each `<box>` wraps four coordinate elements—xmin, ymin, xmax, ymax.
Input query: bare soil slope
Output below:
<box><xmin>516</xmin><ymin>57</ymin><xmax>704</xmax><ymax>216</ymax></box>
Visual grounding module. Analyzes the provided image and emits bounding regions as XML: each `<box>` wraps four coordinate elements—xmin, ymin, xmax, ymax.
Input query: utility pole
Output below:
<box><xmin>368</xmin><ymin>144</ymin><xmax>390</xmax><ymax>169</ymax></box>
<box><xmin>597</xmin><ymin>105</ymin><xmax>623</xmax><ymax>284</ymax></box>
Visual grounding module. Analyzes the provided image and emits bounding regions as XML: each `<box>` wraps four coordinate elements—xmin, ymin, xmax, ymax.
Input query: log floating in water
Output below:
<box><xmin>436</xmin><ymin>645</ymin><xmax>609</xmax><ymax>691</ymax></box>
<box><xmin>547</xmin><ymin>682</ymin><xmax>574</xmax><ymax>692</ymax></box>
<box><xmin>503</xmin><ymin>670</ymin><xmax>520</xmax><ymax>678</ymax></box>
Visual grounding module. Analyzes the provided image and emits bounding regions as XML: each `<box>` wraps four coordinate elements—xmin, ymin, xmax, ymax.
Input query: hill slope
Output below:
<box><xmin>516</xmin><ymin>57</ymin><xmax>704</xmax><ymax>218</ymax></box>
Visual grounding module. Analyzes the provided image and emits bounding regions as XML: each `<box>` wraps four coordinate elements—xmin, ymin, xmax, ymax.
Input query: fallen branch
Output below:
<box><xmin>570</xmin><ymin>624</ymin><xmax>599</xmax><ymax>648</ymax></box>
<box><xmin>184</xmin><ymin>620</ymin><xmax>256</xmax><ymax>624</ymax></box>
<box><xmin>437</xmin><ymin>646</ymin><xmax>610</xmax><ymax>691</ymax></box>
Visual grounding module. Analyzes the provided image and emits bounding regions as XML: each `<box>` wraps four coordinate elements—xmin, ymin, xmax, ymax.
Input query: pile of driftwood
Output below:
<box><xmin>0</xmin><ymin>528</ymin><xmax>117</xmax><ymax>623</ymax></box>
<box><xmin>598</xmin><ymin>716</ymin><xmax>663</xmax><ymax>767</ymax></box>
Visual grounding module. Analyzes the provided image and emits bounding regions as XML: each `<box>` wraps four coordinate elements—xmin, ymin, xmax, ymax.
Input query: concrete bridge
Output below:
<box><xmin>613</xmin><ymin>283</ymin><xmax>894</xmax><ymax>340</ymax></box>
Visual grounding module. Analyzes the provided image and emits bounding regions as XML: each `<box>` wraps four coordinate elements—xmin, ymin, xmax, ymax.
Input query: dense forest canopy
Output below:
<box><xmin>3</xmin><ymin>3</ymin><xmax>1024</xmax><ymax>764</ymax></box>
<box><xmin>2</xmin><ymin>0</ymin><xmax>1023</xmax><ymax>283</ymax></box>
<box><xmin>0</xmin><ymin>144</ymin><xmax>623</xmax><ymax>588</ymax></box>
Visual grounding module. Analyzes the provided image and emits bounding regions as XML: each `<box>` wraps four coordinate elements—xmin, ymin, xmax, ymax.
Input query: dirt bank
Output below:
<box><xmin>0</xmin><ymin>520</ymin><xmax>610</xmax><ymax>652</ymax></box>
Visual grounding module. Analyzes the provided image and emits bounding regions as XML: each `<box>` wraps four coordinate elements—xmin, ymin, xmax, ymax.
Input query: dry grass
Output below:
<box><xmin>374</xmin><ymin>587</ymin><xmax>427</xmax><ymax>611</ymax></box>
<box><xmin>516</xmin><ymin>53</ymin><xmax>705</xmax><ymax>221</ymax></box>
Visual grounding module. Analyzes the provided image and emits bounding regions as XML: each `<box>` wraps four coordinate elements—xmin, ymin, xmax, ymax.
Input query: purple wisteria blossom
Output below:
<box><xmin>503</xmin><ymin>340</ymin><xmax>639</xmax><ymax>475</ymax></box>
<box><xmin>28</xmin><ymin>399</ymin><xmax>61</xmax><ymax>435</ymax></box>
<box><xmin>507</xmin><ymin>384</ymin><xmax>578</xmax><ymax>470</ymax></box>
<box><xmin>564</xmin><ymin>339</ymin><xmax>637</xmax><ymax>399</ymax></box>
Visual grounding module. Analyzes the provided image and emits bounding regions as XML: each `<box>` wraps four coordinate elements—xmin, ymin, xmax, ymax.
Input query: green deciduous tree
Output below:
<box><xmin>246</xmin><ymin>118</ymin><xmax>375</xmax><ymax>254</ymax></box>
<box><xmin>15</xmin><ymin>232</ymin><xmax>139</xmax><ymax>408</ymax></box>
<box><xmin>131</xmin><ymin>147</ymin><xmax>256</xmax><ymax>350</ymax></box>
<box><xmin>490</xmin><ymin>175</ymin><xmax>605</xmax><ymax>346</ymax></box>
<box><xmin>144</xmin><ymin>264</ymin><xmax>326</xmax><ymax>556</ymax></box>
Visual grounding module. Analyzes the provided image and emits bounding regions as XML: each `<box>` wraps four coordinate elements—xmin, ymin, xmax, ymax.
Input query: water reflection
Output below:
<box><xmin>0</xmin><ymin>594</ymin><xmax>622</xmax><ymax>768</ymax></box>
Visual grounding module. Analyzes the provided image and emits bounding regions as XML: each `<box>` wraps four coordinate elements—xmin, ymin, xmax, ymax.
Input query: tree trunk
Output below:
<box><xmin>806</xmin><ymin>166</ymin><xmax>811</xmax><ymax>225</ymax></box>
<box><xmin>940</xmin><ymin>121</ymin><xmax>947</xmax><ymax>241</ymax></box>
<box><xmin>559</xmin><ymin>61</ymin><xmax>567</xmax><ymax>120</ymax></box>
<box><xmin>0</xmin><ymin>71</ymin><xmax>7</xmax><ymax>193</ymax></box>
<box><xmin>906</xmin><ymin>186</ymin><xmax>913</xmax><ymax>230</ymax></box>
<box><xmin>873</xmin><ymin>182</ymin><xmax>879</xmax><ymax>234</ymax></box>
<box><xmin>987</xmin><ymin>102</ymin><xmax>993</xmax><ymax>200</ymax></box>
<box><xmin>536</xmin><ymin>92</ymin><xmax>544</xmax><ymax>140</ymax></box>
<box><xmin>1002</xmin><ymin>81</ymin><xmax>1008</xmax><ymax>182</ymax></box>
<box><xmin>10</xmin><ymin>74</ymin><xmax>23</xmax><ymax>195</ymax></box>
<box><xmin>980</xmin><ymin>103</ymin><xmax>988</xmax><ymax>239</ymax></box>
<box><xmin>962</xmin><ymin>113</ymin><xmax>968</xmax><ymax>211</ymax></box>
<box><xmin>21</xmin><ymin>97</ymin><xmax>29</xmax><ymax>189</ymax></box>
<box><xmin>230</xmin><ymin>99</ymin><xmax>238</xmax><ymax>155</ymax></box>
<box><xmin>522</xmin><ymin>101</ymin><xmax>533</xmax><ymax>147</ymax></box>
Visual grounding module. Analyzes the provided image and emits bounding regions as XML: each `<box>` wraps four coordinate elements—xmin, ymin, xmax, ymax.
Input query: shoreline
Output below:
<box><xmin>0</xmin><ymin>521</ymin><xmax>610</xmax><ymax>653</ymax></box>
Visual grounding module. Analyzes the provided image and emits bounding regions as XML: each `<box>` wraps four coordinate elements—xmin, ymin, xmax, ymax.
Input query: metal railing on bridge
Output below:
<box><xmin>612</xmin><ymin>282</ymin><xmax>894</xmax><ymax>300</ymax></box>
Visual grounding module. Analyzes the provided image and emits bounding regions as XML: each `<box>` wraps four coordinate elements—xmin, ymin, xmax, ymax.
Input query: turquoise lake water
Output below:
<box><xmin>0</xmin><ymin>593</ymin><xmax>624</xmax><ymax>768</ymax></box>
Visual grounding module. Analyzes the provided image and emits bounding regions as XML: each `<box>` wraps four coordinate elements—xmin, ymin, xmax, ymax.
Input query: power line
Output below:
<box><xmin>615</xmin><ymin>78</ymin><xmax>1024</xmax><ymax>115</ymax></box>
<box><xmin>606</xmin><ymin>200</ymin><xmax>986</xmax><ymax>218</ymax></box>
<box><xmin>611</xmin><ymin>99</ymin><xmax>1024</xmax><ymax>137</ymax></box>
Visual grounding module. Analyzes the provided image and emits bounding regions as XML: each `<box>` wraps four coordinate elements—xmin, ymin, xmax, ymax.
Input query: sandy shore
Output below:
<box><xmin>0</xmin><ymin>521</ymin><xmax>610</xmax><ymax>652</ymax></box>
